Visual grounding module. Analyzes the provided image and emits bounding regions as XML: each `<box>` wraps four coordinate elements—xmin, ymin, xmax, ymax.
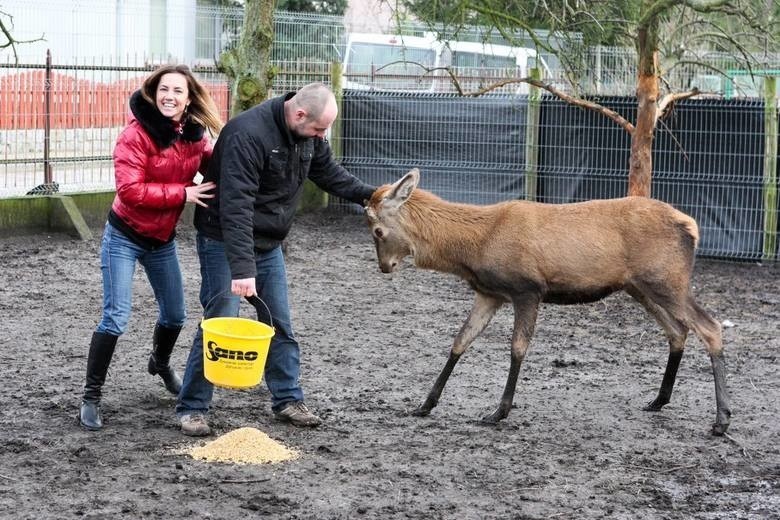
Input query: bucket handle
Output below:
<box><xmin>203</xmin><ymin>290</ymin><xmax>274</xmax><ymax>329</ymax></box>
<box><xmin>245</xmin><ymin>295</ymin><xmax>274</xmax><ymax>329</ymax></box>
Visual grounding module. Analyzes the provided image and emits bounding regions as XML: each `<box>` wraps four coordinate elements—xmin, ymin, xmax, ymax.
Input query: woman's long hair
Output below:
<box><xmin>140</xmin><ymin>64</ymin><xmax>224</xmax><ymax>135</ymax></box>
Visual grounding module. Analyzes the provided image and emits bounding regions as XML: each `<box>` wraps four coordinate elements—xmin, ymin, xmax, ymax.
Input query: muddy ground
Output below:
<box><xmin>1</xmin><ymin>212</ymin><xmax>778</xmax><ymax>519</ymax></box>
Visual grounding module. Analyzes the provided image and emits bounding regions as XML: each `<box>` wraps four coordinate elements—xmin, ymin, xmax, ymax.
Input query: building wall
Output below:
<box><xmin>2</xmin><ymin>0</ymin><xmax>197</xmax><ymax>63</ymax></box>
<box><xmin>3</xmin><ymin>0</ymin><xmax>405</xmax><ymax>65</ymax></box>
<box><xmin>343</xmin><ymin>0</ymin><xmax>397</xmax><ymax>34</ymax></box>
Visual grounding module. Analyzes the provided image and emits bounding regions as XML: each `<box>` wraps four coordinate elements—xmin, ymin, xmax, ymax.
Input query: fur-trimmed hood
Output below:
<box><xmin>129</xmin><ymin>90</ymin><xmax>205</xmax><ymax>148</ymax></box>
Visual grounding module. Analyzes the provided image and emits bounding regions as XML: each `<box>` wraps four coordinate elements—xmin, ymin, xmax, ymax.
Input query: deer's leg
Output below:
<box><xmin>481</xmin><ymin>295</ymin><xmax>540</xmax><ymax>425</ymax></box>
<box><xmin>686</xmin><ymin>297</ymin><xmax>731</xmax><ymax>436</ymax></box>
<box><xmin>631</xmin><ymin>283</ymin><xmax>731</xmax><ymax>435</ymax></box>
<box><xmin>646</xmin><ymin>350</ymin><xmax>685</xmax><ymax>411</ymax></box>
<box><xmin>412</xmin><ymin>292</ymin><xmax>503</xmax><ymax>417</ymax></box>
<box><xmin>626</xmin><ymin>285</ymin><xmax>689</xmax><ymax>411</ymax></box>
<box><xmin>708</xmin><ymin>350</ymin><xmax>731</xmax><ymax>436</ymax></box>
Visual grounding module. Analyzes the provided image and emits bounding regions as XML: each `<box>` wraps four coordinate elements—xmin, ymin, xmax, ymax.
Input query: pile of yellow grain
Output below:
<box><xmin>189</xmin><ymin>427</ymin><xmax>299</xmax><ymax>464</ymax></box>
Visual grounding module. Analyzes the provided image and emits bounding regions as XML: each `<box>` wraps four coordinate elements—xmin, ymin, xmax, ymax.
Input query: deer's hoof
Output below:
<box><xmin>410</xmin><ymin>405</ymin><xmax>431</xmax><ymax>417</ymax></box>
<box><xmin>643</xmin><ymin>397</ymin><xmax>668</xmax><ymax>412</ymax></box>
<box><xmin>480</xmin><ymin>412</ymin><xmax>503</xmax><ymax>425</ymax></box>
<box><xmin>711</xmin><ymin>421</ymin><xmax>729</xmax><ymax>436</ymax></box>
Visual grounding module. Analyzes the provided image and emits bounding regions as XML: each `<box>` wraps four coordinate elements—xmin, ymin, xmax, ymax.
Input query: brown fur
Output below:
<box><xmin>366</xmin><ymin>169</ymin><xmax>730</xmax><ymax>435</ymax></box>
<box><xmin>370</xmin><ymin>185</ymin><xmax>699</xmax><ymax>303</ymax></box>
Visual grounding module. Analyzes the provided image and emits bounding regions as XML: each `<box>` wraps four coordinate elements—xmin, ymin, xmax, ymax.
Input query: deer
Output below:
<box><xmin>364</xmin><ymin>168</ymin><xmax>731</xmax><ymax>436</ymax></box>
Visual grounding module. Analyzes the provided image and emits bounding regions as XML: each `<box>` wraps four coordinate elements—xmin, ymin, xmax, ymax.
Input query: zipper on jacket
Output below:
<box><xmin>294</xmin><ymin>142</ymin><xmax>303</xmax><ymax>182</ymax></box>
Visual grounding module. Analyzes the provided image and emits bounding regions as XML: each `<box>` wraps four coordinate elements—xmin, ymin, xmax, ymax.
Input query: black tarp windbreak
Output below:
<box><xmin>340</xmin><ymin>91</ymin><xmax>777</xmax><ymax>260</ymax></box>
<box><xmin>342</xmin><ymin>91</ymin><xmax>529</xmax><ymax>205</ymax></box>
<box><xmin>539</xmin><ymin>97</ymin><xmax>768</xmax><ymax>259</ymax></box>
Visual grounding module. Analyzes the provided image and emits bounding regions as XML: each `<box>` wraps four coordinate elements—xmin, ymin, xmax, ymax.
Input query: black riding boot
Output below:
<box><xmin>80</xmin><ymin>332</ymin><xmax>118</xmax><ymax>431</ymax></box>
<box><xmin>147</xmin><ymin>323</ymin><xmax>183</xmax><ymax>395</ymax></box>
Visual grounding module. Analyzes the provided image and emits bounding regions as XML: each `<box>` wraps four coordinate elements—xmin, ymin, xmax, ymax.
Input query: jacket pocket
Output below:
<box><xmin>268</xmin><ymin>151</ymin><xmax>287</xmax><ymax>175</ymax></box>
<box><xmin>260</xmin><ymin>151</ymin><xmax>292</xmax><ymax>201</ymax></box>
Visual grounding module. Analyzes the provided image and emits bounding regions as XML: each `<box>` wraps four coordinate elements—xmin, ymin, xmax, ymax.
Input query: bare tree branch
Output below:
<box><xmin>666</xmin><ymin>58</ymin><xmax>734</xmax><ymax>86</ymax></box>
<box><xmin>377</xmin><ymin>59</ymin><xmax>636</xmax><ymax>134</ymax></box>
<box><xmin>641</xmin><ymin>0</ymin><xmax>731</xmax><ymax>27</ymax></box>
<box><xmin>0</xmin><ymin>10</ymin><xmax>19</xmax><ymax>63</ymax></box>
<box><xmin>397</xmin><ymin>0</ymin><xmax>779</xmax><ymax>196</ymax></box>
<box><xmin>463</xmin><ymin>2</ymin><xmax>558</xmax><ymax>54</ymax></box>
<box><xmin>0</xmin><ymin>9</ymin><xmax>45</xmax><ymax>64</ymax></box>
<box><xmin>658</xmin><ymin>88</ymin><xmax>700</xmax><ymax>118</ymax></box>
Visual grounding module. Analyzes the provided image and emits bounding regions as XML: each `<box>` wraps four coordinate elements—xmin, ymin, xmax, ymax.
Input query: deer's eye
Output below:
<box><xmin>373</xmin><ymin>227</ymin><xmax>384</xmax><ymax>239</ymax></box>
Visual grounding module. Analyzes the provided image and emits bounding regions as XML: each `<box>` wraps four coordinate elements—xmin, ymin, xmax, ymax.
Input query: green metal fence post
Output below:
<box><xmin>763</xmin><ymin>76</ymin><xmax>778</xmax><ymax>260</ymax></box>
<box><xmin>331</xmin><ymin>60</ymin><xmax>344</xmax><ymax>160</ymax></box>
<box><xmin>524</xmin><ymin>67</ymin><xmax>542</xmax><ymax>201</ymax></box>
<box><xmin>298</xmin><ymin>63</ymin><xmax>344</xmax><ymax>212</ymax></box>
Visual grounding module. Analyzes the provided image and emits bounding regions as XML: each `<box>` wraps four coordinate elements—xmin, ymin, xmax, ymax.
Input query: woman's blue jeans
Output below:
<box><xmin>96</xmin><ymin>222</ymin><xmax>186</xmax><ymax>336</ymax></box>
<box><xmin>176</xmin><ymin>233</ymin><xmax>303</xmax><ymax>417</ymax></box>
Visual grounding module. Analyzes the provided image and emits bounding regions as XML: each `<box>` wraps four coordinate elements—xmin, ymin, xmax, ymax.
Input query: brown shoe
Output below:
<box><xmin>180</xmin><ymin>413</ymin><xmax>211</xmax><ymax>437</ymax></box>
<box><xmin>274</xmin><ymin>401</ymin><xmax>321</xmax><ymax>427</ymax></box>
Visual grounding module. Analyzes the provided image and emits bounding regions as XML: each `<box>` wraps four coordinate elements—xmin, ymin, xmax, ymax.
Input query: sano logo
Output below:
<box><xmin>206</xmin><ymin>340</ymin><xmax>259</xmax><ymax>362</ymax></box>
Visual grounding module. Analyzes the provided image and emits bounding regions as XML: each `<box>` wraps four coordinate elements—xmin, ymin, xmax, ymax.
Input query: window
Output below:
<box><xmin>347</xmin><ymin>43</ymin><xmax>437</xmax><ymax>76</ymax></box>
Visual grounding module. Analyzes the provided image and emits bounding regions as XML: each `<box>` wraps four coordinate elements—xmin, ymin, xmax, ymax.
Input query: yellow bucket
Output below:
<box><xmin>201</xmin><ymin>297</ymin><xmax>275</xmax><ymax>389</ymax></box>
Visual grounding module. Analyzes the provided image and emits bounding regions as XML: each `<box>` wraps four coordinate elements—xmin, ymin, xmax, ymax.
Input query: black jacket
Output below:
<box><xmin>194</xmin><ymin>92</ymin><xmax>376</xmax><ymax>279</ymax></box>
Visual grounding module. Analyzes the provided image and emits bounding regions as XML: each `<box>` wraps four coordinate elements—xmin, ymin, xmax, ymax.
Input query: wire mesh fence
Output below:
<box><xmin>536</xmin><ymin>96</ymin><xmax>773</xmax><ymax>260</ymax></box>
<box><xmin>338</xmin><ymin>91</ymin><xmax>778</xmax><ymax>261</ymax></box>
<box><xmin>341</xmin><ymin>91</ymin><xmax>529</xmax><ymax>205</ymax></box>
<box><xmin>1</xmin><ymin>2</ymin><xmax>778</xmax><ymax>260</ymax></box>
<box><xmin>0</xmin><ymin>58</ymin><xmax>230</xmax><ymax>195</ymax></box>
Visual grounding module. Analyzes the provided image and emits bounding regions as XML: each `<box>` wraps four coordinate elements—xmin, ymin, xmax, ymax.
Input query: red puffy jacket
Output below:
<box><xmin>111</xmin><ymin>92</ymin><xmax>212</xmax><ymax>243</ymax></box>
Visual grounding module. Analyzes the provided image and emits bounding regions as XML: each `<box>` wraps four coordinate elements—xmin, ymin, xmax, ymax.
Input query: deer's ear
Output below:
<box><xmin>384</xmin><ymin>169</ymin><xmax>419</xmax><ymax>210</ymax></box>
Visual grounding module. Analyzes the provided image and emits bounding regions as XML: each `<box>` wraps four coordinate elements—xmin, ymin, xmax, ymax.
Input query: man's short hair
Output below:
<box><xmin>293</xmin><ymin>83</ymin><xmax>335</xmax><ymax>120</ymax></box>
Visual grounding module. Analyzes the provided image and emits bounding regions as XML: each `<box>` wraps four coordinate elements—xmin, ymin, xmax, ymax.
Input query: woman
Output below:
<box><xmin>79</xmin><ymin>64</ymin><xmax>223</xmax><ymax>431</ymax></box>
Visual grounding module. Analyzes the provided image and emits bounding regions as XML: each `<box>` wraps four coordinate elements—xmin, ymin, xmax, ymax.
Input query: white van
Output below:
<box><xmin>445</xmin><ymin>41</ymin><xmax>550</xmax><ymax>94</ymax></box>
<box><xmin>342</xmin><ymin>32</ymin><xmax>444</xmax><ymax>92</ymax></box>
<box><xmin>342</xmin><ymin>32</ymin><xmax>548</xmax><ymax>94</ymax></box>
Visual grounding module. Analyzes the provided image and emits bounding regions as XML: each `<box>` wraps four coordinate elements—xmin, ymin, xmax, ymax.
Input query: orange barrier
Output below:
<box><xmin>0</xmin><ymin>71</ymin><xmax>230</xmax><ymax>130</ymax></box>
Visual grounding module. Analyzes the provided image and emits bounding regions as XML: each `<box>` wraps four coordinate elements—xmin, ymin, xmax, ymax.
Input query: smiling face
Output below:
<box><xmin>155</xmin><ymin>72</ymin><xmax>190</xmax><ymax>121</ymax></box>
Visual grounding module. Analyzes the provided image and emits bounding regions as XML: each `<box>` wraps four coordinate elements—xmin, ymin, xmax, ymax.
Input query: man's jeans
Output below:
<box><xmin>176</xmin><ymin>233</ymin><xmax>303</xmax><ymax>417</ymax></box>
<box><xmin>96</xmin><ymin>222</ymin><xmax>186</xmax><ymax>336</ymax></box>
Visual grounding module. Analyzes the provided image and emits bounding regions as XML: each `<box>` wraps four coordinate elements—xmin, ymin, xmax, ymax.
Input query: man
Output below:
<box><xmin>176</xmin><ymin>82</ymin><xmax>376</xmax><ymax>436</ymax></box>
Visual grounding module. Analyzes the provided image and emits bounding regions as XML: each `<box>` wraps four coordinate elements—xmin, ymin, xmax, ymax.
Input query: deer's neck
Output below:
<box><xmin>403</xmin><ymin>198</ymin><xmax>494</xmax><ymax>274</ymax></box>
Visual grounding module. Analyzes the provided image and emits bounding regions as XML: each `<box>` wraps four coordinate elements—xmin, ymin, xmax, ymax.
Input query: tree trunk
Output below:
<box><xmin>628</xmin><ymin>16</ymin><xmax>659</xmax><ymax>198</ymax></box>
<box><xmin>629</xmin><ymin>71</ymin><xmax>657</xmax><ymax>197</ymax></box>
<box><xmin>221</xmin><ymin>0</ymin><xmax>276</xmax><ymax>117</ymax></box>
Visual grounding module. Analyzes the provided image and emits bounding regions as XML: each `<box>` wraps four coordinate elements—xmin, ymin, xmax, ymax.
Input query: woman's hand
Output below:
<box><xmin>185</xmin><ymin>181</ymin><xmax>216</xmax><ymax>207</ymax></box>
